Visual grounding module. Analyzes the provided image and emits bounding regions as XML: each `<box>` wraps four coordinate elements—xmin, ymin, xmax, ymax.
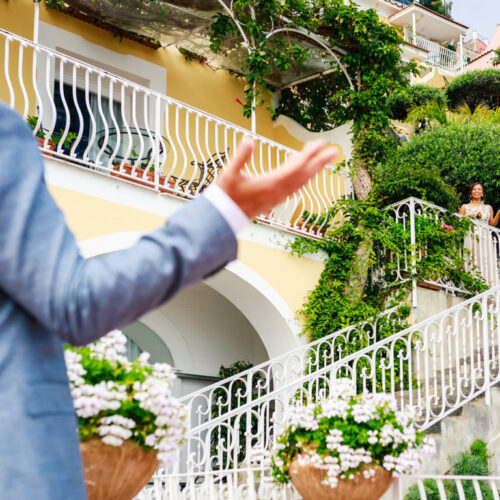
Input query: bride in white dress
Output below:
<box><xmin>459</xmin><ymin>183</ymin><xmax>500</xmax><ymax>287</ymax></box>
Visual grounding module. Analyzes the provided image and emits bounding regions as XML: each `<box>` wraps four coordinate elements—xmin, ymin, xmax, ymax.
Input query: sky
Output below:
<box><xmin>451</xmin><ymin>0</ymin><xmax>500</xmax><ymax>43</ymax></box>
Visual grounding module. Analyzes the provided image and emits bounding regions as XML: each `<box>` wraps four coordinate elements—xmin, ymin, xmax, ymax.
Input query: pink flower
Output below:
<box><xmin>442</xmin><ymin>224</ymin><xmax>455</xmax><ymax>232</ymax></box>
<box><xmin>234</xmin><ymin>97</ymin><xmax>244</xmax><ymax>106</ymax></box>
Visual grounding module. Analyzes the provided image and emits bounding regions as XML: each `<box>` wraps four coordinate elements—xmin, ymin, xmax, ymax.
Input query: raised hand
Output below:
<box><xmin>217</xmin><ymin>138</ymin><xmax>340</xmax><ymax>219</ymax></box>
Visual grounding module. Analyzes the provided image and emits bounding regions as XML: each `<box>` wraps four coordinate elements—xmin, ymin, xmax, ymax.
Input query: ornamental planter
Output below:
<box><xmin>36</xmin><ymin>136</ymin><xmax>56</xmax><ymax>156</ymax></box>
<box><xmin>288</xmin><ymin>462</ymin><xmax>394</xmax><ymax>500</ymax></box>
<box><xmin>80</xmin><ymin>438</ymin><xmax>159</xmax><ymax>500</ymax></box>
<box><xmin>296</xmin><ymin>219</ymin><xmax>327</xmax><ymax>236</ymax></box>
<box><xmin>111</xmin><ymin>163</ymin><xmax>175</xmax><ymax>194</ymax></box>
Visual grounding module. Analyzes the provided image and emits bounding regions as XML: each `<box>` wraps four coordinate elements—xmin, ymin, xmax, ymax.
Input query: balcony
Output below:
<box><xmin>409</xmin><ymin>34</ymin><xmax>467</xmax><ymax>74</ymax></box>
<box><xmin>0</xmin><ymin>28</ymin><xmax>351</xmax><ymax>239</ymax></box>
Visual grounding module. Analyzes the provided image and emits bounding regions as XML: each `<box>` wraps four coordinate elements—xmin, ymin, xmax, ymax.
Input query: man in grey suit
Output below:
<box><xmin>0</xmin><ymin>102</ymin><xmax>338</xmax><ymax>499</ymax></box>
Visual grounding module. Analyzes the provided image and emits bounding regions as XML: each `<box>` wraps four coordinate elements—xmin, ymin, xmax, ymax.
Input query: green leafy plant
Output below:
<box><xmin>374</xmin><ymin>161</ymin><xmax>460</xmax><ymax>212</ymax></box>
<box><xmin>178</xmin><ymin>47</ymin><xmax>207</xmax><ymax>64</ymax></box>
<box><xmin>388</xmin><ymin>85</ymin><xmax>446</xmax><ymax>121</ymax></box>
<box><xmin>383</xmin><ymin>122</ymin><xmax>500</xmax><ymax>210</ymax></box>
<box><xmin>493</xmin><ymin>49</ymin><xmax>500</xmax><ymax>66</ymax></box>
<box><xmin>27</xmin><ymin>115</ymin><xmax>46</xmax><ymax>139</ymax></box>
<box><xmin>445</xmin><ymin>69</ymin><xmax>500</xmax><ymax>112</ymax></box>
<box><xmin>35</xmin><ymin>0</ymin><xmax>67</xmax><ymax>10</ymax></box>
<box><xmin>27</xmin><ymin>116</ymin><xmax>77</xmax><ymax>149</ymax></box>
<box><xmin>406</xmin><ymin>439</ymin><xmax>495</xmax><ymax>499</ymax></box>
<box><xmin>51</xmin><ymin>130</ymin><xmax>77</xmax><ymax>149</ymax></box>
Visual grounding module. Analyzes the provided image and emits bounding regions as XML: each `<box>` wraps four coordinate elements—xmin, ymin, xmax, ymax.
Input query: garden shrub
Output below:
<box><xmin>406</xmin><ymin>439</ymin><xmax>494</xmax><ymax>499</ymax></box>
<box><xmin>383</xmin><ymin>122</ymin><xmax>500</xmax><ymax>210</ymax></box>
<box><xmin>388</xmin><ymin>85</ymin><xmax>446</xmax><ymax>120</ymax></box>
<box><xmin>445</xmin><ymin>69</ymin><xmax>500</xmax><ymax>112</ymax></box>
<box><xmin>375</xmin><ymin>161</ymin><xmax>460</xmax><ymax>212</ymax></box>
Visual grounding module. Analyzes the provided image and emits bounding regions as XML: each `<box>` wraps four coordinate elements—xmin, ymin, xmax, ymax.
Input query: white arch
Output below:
<box><xmin>79</xmin><ymin>231</ymin><xmax>302</xmax><ymax>361</ymax></box>
<box><xmin>204</xmin><ymin>261</ymin><xmax>302</xmax><ymax>358</ymax></box>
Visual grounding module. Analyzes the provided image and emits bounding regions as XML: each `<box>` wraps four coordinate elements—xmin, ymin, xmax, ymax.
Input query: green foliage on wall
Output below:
<box><xmin>290</xmin><ymin>199</ymin><xmax>486</xmax><ymax>347</ymax></box>
<box><xmin>445</xmin><ymin>69</ymin><xmax>500</xmax><ymax>112</ymax></box>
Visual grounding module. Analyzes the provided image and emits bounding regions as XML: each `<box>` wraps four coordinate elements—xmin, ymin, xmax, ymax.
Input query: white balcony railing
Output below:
<box><xmin>0</xmin><ymin>28</ymin><xmax>352</xmax><ymax>238</ymax></box>
<box><xmin>408</xmin><ymin>34</ymin><xmax>466</xmax><ymax>73</ymax></box>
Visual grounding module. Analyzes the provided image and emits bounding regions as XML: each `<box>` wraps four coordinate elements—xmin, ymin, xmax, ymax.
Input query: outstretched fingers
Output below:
<box><xmin>225</xmin><ymin>137</ymin><xmax>255</xmax><ymax>177</ymax></box>
<box><xmin>277</xmin><ymin>142</ymin><xmax>340</xmax><ymax>193</ymax></box>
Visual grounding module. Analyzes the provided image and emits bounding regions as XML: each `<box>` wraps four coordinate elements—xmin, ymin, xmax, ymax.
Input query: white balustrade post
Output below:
<box><xmin>33</xmin><ymin>1</ymin><xmax>40</xmax><ymax>44</ymax></box>
<box><xmin>412</xmin><ymin>13</ymin><xmax>417</xmax><ymax>45</ymax></box>
<box><xmin>251</xmin><ymin>82</ymin><xmax>256</xmax><ymax>134</ymax></box>
<box><xmin>409</xmin><ymin>198</ymin><xmax>418</xmax><ymax>308</ymax></box>
<box><xmin>482</xmin><ymin>293</ymin><xmax>491</xmax><ymax>405</ymax></box>
<box><xmin>459</xmin><ymin>34</ymin><xmax>464</xmax><ymax>73</ymax></box>
<box><xmin>154</xmin><ymin>95</ymin><xmax>161</xmax><ymax>190</ymax></box>
<box><xmin>392</xmin><ymin>477</ymin><xmax>401</xmax><ymax>499</ymax></box>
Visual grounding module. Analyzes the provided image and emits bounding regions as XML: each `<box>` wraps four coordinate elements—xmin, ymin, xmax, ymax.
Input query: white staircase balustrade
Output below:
<box><xmin>393</xmin><ymin>475</ymin><xmax>500</xmax><ymax>499</ymax></box>
<box><xmin>161</xmin><ymin>284</ymin><xmax>500</xmax><ymax>495</ymax></box>
<box><xmin>135</xmin><ymin>467</ymin><xmax>296</xmax><ymax>500</ymax></box>
<box><xmin>0</xmin><ymin>28</ymin><xmax>352</xmax><ymax>238</ymax></box>
<box><xmin>178</xmin><ymin>306</ymin><xmax>401</xmax><ymax>467</ymax></box>
<box><xmin>385</xmin><ymin>198</ymin><xmax>500</xmax><ymax>298</ymax></box>
<box><xmin>134</xmin><ymin>468</ymin><xmax>500</xmax><ymax>498</ymax></box>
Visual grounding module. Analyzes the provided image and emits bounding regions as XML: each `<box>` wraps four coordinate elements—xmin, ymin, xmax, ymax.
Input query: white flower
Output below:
<box><xmin>65</xmin><ymin>330</ymin><xmax>187</xmax><ymax>467</ymax></box>
<box><xmin>326</xmin><ymin>429</ymin><xmax>343</xmax><ymax>451</ymax></box>
<box><xmin>138</xmin><ymin>352</ymin><xmax>151</xmax><ymax>364</ymax></box>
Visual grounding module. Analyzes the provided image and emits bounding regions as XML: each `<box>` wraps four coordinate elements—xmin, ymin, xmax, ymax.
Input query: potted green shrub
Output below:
<box><xmin>27</xmin><ymin>115</ymin><xmax>56</xmax><ymax>153</ymax></box>
<box><xmin>65</xmin><ymin>330</ymin><xmax>187</xmax><ymax>500</ymax></box>
<box><xmin>272</xmin><ymin>379</ymin><xmax>435</xmax><ymax>500</ymax></box>
<box><xmin>111</xmin><ymin>148</ymin><xmax>175</xmax><ymax>193</ymax></box>
<box><xmin>27</xmin><ymin>115</ymin><xmax>77</xmax><ymax>155</ymax></box>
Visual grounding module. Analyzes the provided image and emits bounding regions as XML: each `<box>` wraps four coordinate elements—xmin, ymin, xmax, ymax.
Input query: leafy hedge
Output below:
<box><xmin>388</xmin><ymin>85</ymin><xmax>446</xmax><ymax>120</ymax></box>
<box><xmin>445</xmin><ymin>69</ymin><xmax>500</xmax><ymax>112</ymax></box>
<box><xmin>378</xmin><ymin>122</ymin><xmax>500</xmax><ymax>210</ymax></box>
<box><xmin>406</xmin><ymin>440</ymin><xmax>494</xmax><ymax>500</ymax></box>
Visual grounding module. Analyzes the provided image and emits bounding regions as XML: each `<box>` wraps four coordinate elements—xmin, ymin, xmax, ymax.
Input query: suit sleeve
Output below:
<box><xmin>0</xmin><ymin>105</ymin><xmax>237</xmax><ymax>346</ymax></box>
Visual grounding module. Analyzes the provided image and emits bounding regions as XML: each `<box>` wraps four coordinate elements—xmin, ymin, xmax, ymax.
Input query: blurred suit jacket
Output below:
<box><xmin>0</xmin><ymin>103</ymin><xmax>237</xmax><ymax>500</ymax></box>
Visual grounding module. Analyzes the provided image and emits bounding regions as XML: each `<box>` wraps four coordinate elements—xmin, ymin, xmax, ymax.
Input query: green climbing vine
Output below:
<box><xmin>290</xmin><ymin>199</ymin><xmax>487</xmax><ymax>373</ymax></box>
<box><xmin>209</xmin><ymin>0</ymin><xmax>417</xmax><ymax>172</ymax></box>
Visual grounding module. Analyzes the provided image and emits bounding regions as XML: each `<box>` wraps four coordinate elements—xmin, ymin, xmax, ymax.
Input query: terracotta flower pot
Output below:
<box><xmin>111</xmin><ymin>163</ymin><xmax>175</xmax><ymax>193</ymax></box>
<box><xmin>80</xmin><ymin>438</ymin><xmax>159</xmax><ymax>500</ymax></box>
<box><xmin>288</xmin><ymin>461</ymin><xmax>394</xmax><ymax>500</ymax></box>
<box><xmin>36</xmin><ymin>136</ymin><xmax>56</xmax><ymax>156</ymax></box>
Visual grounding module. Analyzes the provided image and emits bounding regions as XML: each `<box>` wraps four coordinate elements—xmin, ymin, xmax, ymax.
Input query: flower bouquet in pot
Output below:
<box><xmin>64</xmin><ymin>330</ymin><xmax>187</xmax><ymax>500</ymax></box>
<box><xmin>272</xmin><ymin>379</ymin><xmax>435</xmax><ymax>500</ymax></box>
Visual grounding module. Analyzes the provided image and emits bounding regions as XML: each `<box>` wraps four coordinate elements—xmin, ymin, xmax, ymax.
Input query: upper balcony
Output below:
<box><xmin>389</xmin><ymin>1</ymin><xmax>468</xmax><ymax>76</ymax></box>
<box><xmin>0</xmin><ymin>28</ymin><xmax>351</xmax><ymax>239</ymax></box>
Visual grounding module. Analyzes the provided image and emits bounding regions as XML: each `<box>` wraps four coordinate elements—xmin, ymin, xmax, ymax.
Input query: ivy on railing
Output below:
<box><xmin>289</xmin><ymin>198</ymin><xmax>487</xmax><ymax>389</ymax></box>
